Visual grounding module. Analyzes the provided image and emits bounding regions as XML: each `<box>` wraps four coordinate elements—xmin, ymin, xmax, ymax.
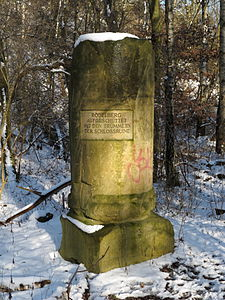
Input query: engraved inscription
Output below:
<box><xmin>80</xmin><ymin>110</ymin><xmax>133</xmax><ymax>140</ymax></box>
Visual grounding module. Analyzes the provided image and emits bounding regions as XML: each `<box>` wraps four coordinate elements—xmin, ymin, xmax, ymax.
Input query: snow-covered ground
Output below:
<box><xmin>0</xmin><ymin>137</ymin><xmax>224</xmax><ymax>300</ymax></box>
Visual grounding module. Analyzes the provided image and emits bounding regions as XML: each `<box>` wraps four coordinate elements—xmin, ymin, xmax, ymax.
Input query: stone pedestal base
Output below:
<box><xmin>59</xmin><ymin>212</ymin><xmax>174</xmax><ymax>273</ymax></box>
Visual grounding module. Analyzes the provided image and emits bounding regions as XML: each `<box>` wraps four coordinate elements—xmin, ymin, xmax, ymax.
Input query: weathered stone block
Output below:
<box><xmin>59</xmin><ymin>212</ymin><xmax>174</xmax><ymax>274</ymax></box>
<box><xmin>68</xmin><ymin>36</ymin><xmax>155</xmax><ymax>223</ymax></box>
<box><xmin>68</xmin><ymin>188</ymin><xmax>156</xmax><ymax>224</ymax></box>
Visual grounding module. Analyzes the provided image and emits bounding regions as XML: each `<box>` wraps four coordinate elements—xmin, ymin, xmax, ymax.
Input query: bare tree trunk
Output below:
<box><xmin>216</xmin><ymin>0</ymin><xmax>225</xmax><ymax>154</ymax></box>
<box><xmin>91</xmin><ymin>0</ymin><xmax>101</xmax><ymax>32</ymax></box>
<box><xmin>0</xmin><ymin>38</ymin><xmax>15</xmax><ymax>189</ymax></box>
<box><xmin>164</xmin><ymin>0</ymin><xmax>179</xmax><ymax>186</ymax></box>
<box><xmin>103</xmin><ymin>0</ymin><xmax>119</xmax><ymax>32</ymax></box>
<box><xmin>50</xmin><ymin>0</ymin><xmax>62</xmax><ymax>39</ymax></box>
<box><xmin>196</xmin><ymin>0</ymin><xmax>208</xmax><ymax>137</ymax></box>
<box><xmin>149</xmin><ymin>0</ymin><xmax>162</xmax><ymax>182</ymax></box>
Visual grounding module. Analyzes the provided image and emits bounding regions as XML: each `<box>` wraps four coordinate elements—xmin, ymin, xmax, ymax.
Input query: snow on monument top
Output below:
<box><xmin>74</xmin><ymin>32</ymin><xmax>139</xmax><ymax>47</ymax></box>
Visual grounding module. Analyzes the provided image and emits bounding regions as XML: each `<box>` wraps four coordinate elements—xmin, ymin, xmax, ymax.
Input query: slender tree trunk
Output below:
<box><xmin>103</xmin><ymin>0</ymin><xmax>118</xmax><ymax>32</ymax></box>
<box><xmin>196</xmin><ymin>0</ymin><xmax>208</xmax><ymax>137</ymax></box>
<box><xmin>91</xmin><ymin>0</ymin><xmax>101</xmax><ymax>32</ymax></box>
<box><xmin>149</xmin><ymin>0</ymin><xmax>162</xmax><ymax>182</ymax></box>
<box><xmin>216</xmin><ymin>0</ymin><xmax>225</xmax><ymax>154</ymax></box>
<box><xmin>0</xmin><ymin>38</ymin><xmax>15</xmax><ymax>189</ymax></box>
<box><xmin>50</xmin><ymin>0</ymin><xmax>62</xmax><ymax>39</ymax></box>
<box><xmin>164</xmin><ymin>0</ymin><xmax>179</xmax><ymax>186</ymax></box>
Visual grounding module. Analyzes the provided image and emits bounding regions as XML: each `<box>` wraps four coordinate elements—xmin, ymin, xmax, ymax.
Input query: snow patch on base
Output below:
<box><xmin>62</xmin><ymin>213</ymin><xmax>104</xmax><ymax>233</ymax></box>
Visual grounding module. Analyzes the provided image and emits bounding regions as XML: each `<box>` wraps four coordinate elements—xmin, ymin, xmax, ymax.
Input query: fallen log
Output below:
<box><xmin>0</xmin><ymin>179</ymin><xmax>71</xmax><ymax>226</ymax></box>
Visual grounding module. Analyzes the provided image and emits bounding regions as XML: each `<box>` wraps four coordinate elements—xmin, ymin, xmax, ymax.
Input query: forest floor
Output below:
<box><xmin>0</xmin><ymin>135</ymin><xmax>224</xmax><ymax>300</ymax></box>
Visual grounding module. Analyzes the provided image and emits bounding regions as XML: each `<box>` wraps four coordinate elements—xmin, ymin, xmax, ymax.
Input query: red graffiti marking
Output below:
<box><xmin>127</xmin><ymin>146</ymin><xmax>151</xmax><ymax>184</ymax></box>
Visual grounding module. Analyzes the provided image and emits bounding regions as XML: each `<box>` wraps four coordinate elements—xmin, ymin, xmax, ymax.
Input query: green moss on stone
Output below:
<box><xmin>69</xmin><ymin>188</ymin><xmax>156</xmax><ymax>224</ymax></box>
<box><xmin>59</xmin><ymin>212</ymin><xmax>174</xmax><ymax>273</ymax></box>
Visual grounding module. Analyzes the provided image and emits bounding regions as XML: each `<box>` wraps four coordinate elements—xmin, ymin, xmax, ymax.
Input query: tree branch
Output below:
<box><xmin>0</xmin><ymin>179</ymin><xmax>71</xmax><ymax>226</ymax></box>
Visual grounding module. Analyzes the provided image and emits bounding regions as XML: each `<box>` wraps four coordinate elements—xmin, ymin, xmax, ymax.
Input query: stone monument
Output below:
<box><xmin>59</xmin><ymin>33</ymin><xmax>174</xmax><ymax>273</ymax></box>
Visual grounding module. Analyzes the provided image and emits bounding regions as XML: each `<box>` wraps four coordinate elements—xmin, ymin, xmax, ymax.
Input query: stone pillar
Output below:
<box><xmin>60</xmin><ymin>33</ymin><xmax>174</xmax><ymax>273</ymax></box>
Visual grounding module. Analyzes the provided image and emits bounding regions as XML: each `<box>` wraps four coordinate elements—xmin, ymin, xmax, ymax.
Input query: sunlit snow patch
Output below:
<box><xmin>74</xmin><ymin>32</ymin><xmax>139</xmax><ymax>47</ymax></box>
<box><xmin>62</xmin><ymin>213</ymin><xmax>104</xmax><ymax>233</ymax></box>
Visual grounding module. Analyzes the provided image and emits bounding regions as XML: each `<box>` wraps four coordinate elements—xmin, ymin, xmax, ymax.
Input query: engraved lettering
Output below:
<box><xmin>80</xmin><ymin>110</ymin><xmax>133</xmax><ymax>140</ymax></box>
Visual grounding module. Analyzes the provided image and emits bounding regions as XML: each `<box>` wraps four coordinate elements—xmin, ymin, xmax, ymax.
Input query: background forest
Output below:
<box><xmin>0</xmin><ymin>0</ymin><xmax>223</xmax><ymax>188</ymax></box>
<box><xmin>0</xmin><ymin>1</ymin><xmax>224</xmax><ymax>300</ymax></box>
